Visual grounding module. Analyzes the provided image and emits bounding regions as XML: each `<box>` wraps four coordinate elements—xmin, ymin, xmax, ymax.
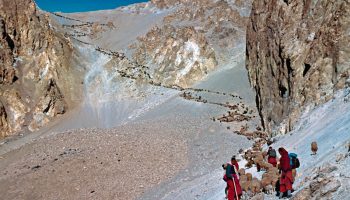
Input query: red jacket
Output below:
<box><xmin>279</xmin><ymin>148</ymin><xmax>291</xmax><ymax>172</ymax></box>
<box><xmin>232</xmin><ymin>161</ymin><xmax>239</xmax><ymax>171</ymax></box>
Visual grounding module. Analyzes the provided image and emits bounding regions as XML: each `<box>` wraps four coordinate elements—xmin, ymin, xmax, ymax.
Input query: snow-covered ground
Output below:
<box><xmin>268</xmin><ymin>88</ymin><xmax>350</xmax><ymax>199</ymax></box>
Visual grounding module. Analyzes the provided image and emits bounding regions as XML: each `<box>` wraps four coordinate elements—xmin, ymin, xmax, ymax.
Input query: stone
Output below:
<box><xmin>291</xmin><ymin>188</ymin><xmax>312</xmax><ymax>200</ymax></box>
<box><xmin>336</xmin><ymin>153</ymin><xmax>346</xmax><ymax>162</ymax></box>
<box><xmin>310</xmin><ymin>179</ymin><xmax>322</xmax><ymax>194</ymax></box>
<box><xmin>320</xmin><ymin>180</ymin><xmax>341</xmax><ymax>196</ymax></box>
<box><xmin>319</xmin><ymin>163</ymin><xmax>338</xmax><ymax>174</ymax></box>
<box><xmin>250</xmin><ymin>192</ymin><xmax>264</xmax><ymax>200</ymax></box>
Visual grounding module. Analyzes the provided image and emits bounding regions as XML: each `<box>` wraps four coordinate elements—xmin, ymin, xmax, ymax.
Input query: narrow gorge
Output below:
<box><xmin>0</xmin><ymin>0</ymin><xmax>349</xmax><ymax>200</ymax></box>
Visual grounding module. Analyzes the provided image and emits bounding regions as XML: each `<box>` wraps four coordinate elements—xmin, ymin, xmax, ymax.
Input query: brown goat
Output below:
<box><xmin>311</xmin><ymin>141</ymin><xmax>318</xmax><ymax>155</ymax></box>
<box><xmin>246</xmin><ymin>173</ymin><xmax>253</xmax><ymax>182</ymax></box>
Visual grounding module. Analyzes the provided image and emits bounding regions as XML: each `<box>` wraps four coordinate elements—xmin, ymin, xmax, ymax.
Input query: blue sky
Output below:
<box><xmin>34</xmin><ymin>0</ymin><xmax>148</xmax><ymax>13</ymax></box>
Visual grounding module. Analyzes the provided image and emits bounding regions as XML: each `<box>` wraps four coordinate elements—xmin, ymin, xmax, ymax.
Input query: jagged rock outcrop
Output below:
<box><xmin>0</xmin><ymin>100</ymin><xmax>9</xmax><ymax>137</ymax></box>
<box><xmin>1</xmin><ymin>89</ymin><xmax>29</xmax><ymax>134</ymax></box>
<box><xmin>0</xmin><ymin>0</ymin><xmax>82</xmax><ymax>137</ymax></box>
<box><xmin>292</xmin><ymin>162</ymin><xmax>345</xmax><ymax>200</ymax></box>
<box><xmin>246</xmin><ymin>0</ymin><xmax>350</xmax><ymax>133</ymax></box>
<box><xmin>130</xmin><ymin>0</ymin><xmax>253</xmax><ymax>88</ymax></box>
<box><xmin>151</xmin><ymin>0</ymin><xmax>251</xmax><ymax>11</ymax></box>
<box><xmin>132</xmin><ymin>25</ymin><xmax>217</xmax><ymax>87</ymax></box>
<box><xmin>29</xmin><ymin>79</ymin><xmax>66</xmax><ymax>131</ymax></box>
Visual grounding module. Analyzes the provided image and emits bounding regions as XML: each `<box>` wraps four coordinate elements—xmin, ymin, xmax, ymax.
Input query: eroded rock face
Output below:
<box><xmin>29</xmin><ymin>79</ymin><xmax>66</xmax><ymax>131</ymax></box>
<box><xmin>151</xmin><ymin>0</ymin><xmax>251</xmax><ymax>10</ymax></box>
<box><xmin>0</xmin><ymin>0</ymin><xmax>81</xmax><ymax>137</ymax></box>
<box><xmin>133</xmin><ymin>25</ymin><xmax>217</xmax><ymax>87</ymax></box>
<box><xmin>0</xmin><ymin>100</ymin><xmax>9</xmax><ymax>137</ymax></box>
<box><xmin>0</xmin><ymin>89</ymin><xmax>30</xmax><ymax>136</ymax></box>
<box><xmin>246</xmin><ymin>0</ymin><xmax>350</xmax><ymax>133</ymax></box>
<box><xmin>131</xmin><ymin>0</ymin><xmax>253</xmax><ymax>88</ymax></box>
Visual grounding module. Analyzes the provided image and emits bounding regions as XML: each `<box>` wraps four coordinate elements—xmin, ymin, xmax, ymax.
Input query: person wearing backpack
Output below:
<box><xmin>267</xmin><ymin>146</ymin><xmax>277</xmax><ymax>167</ymax></box>
<box><xmin>224</xmin><ymin>156</ymin><xmax>242</xmax><ymax>200</ymax></box>
<box><xmin>222</xmin><ymin>164</ymin><xmax>229</xmax><ymax>199</ymax></box>
<box><xmin>278</xmin><ymin>147</ymin><xmax>293</xmax><ymax>199</ymax></box>
<box><xmin>289</xmin><ymin>153</ymin><xmax>300</xmax><ymax>182</ymax></box>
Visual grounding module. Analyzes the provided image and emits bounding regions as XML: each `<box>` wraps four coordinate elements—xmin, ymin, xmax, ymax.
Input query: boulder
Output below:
<box><xmin>320</xmin><ymin>180</ymin><xmax>341</xmax><ymax>196</ymax></box>
<box><xmin>291</xmin><ymin>188</ymin><xmax>312</xmax><ymax>200</ymax></box>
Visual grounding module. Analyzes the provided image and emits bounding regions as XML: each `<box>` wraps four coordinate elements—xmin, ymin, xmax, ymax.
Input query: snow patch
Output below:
<box><xmin>175</xmin><ymin>41</ymin><xmax>201</xmax><ymax>83</ymax></box>
<box><xmin>39</xmin><ymin>62</ymin><xmax>50</xmax><ymax>80</ymax></box>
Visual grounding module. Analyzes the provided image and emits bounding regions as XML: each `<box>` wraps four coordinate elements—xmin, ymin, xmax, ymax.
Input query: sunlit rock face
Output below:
<box><xmin>246</xmin><ymin>0</ymin><xmax>350</xmax><ymax>134</ymax></box>
<box><xmin>0</xmin><ymin>0</ymin><xmax>82</xmax><ymax>137</ymax></box>
<box><xmin>0</xmin><ymin>100</ymin><xmax>9</xmax><ymax>137</ymax></box>
<box><xmin>132</xmin><ymin>25</ymin><xmax>217</xmax><ymax>88</ymax></box>
<box><xmin>130</xmin><ymin>0</ymin><xmax>253</xmax><ymax>88</ymax></box>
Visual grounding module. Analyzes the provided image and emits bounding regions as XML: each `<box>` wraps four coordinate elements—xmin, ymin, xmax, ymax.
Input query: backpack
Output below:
<box><xmin>268</xmin><ymin>149</ymin><xmax>277</xmax><ymax>158</ymax></box>
<box><xmin>289</xmin><ymin>153</ymin><xmax>300</xmax><ymax>169</ymax></box>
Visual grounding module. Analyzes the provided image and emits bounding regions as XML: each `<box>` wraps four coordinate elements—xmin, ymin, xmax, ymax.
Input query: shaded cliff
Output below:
<box><xmin>0</xmin><ymin>0</ymin><xmax>82</xmax><ymax>137</ymax></box>
<box><xmin>246</xmin><ymin>0</ymin><xmax>350</xmax><ymax>133</ymax></box>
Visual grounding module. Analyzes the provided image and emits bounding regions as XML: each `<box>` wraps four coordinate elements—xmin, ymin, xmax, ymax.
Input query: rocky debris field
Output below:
<box><xmin>0</xmin><ymin>102</ymin><xmax>254</xmax><ymax>200</ymax></box>
<box><xmin>0</xmin><ymin>121</ymin><xmax>188</xmax><ymax>200</ymax></box>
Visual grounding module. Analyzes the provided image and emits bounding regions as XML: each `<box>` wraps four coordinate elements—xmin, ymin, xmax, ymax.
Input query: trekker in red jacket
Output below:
<box><xmin>223</xmin><ymin>156</ymin><xmax>242</xmax><ymax>200</ymax></box>
<box><xmin>267</xmin><ymin>146</ymin><xmax>277</xmax><ymax>167</ymax></box>
<box><xmin>278</xmin><ymin>147</ymin><xmax>293</xmax><ymax>198</ymax></box>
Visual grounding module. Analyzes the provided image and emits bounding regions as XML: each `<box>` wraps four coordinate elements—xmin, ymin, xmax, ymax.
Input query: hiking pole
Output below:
<box><xmin>233</xmin><ymin>165</ymin><xmax>239</xmax><ymax>200</ymax></box>
<box><xmin>232</xmin><ymin>176</ymin><xmax>239</xmax><ymax>200</ymax></box>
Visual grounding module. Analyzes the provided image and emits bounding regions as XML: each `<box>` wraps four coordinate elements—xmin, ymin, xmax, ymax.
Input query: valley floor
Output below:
<box><xmin>0</xmin><ymin>102</ymin><xmax>250</xmax><ymax>200</ymax></box>
<box><xmin>0</xmin><ymin>47</ymin><xmax>256</xmax><ymax>199</ymax></box>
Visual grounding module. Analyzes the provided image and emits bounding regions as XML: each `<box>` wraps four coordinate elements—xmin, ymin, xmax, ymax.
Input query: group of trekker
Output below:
<box><xmin>222</xmin><ymin>147</ymin><xmax>300</xmax><ymax>199</ymax></box>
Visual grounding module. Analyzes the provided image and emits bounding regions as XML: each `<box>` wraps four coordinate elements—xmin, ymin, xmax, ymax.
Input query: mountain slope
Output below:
<box><xmin>269</xmin><ymin>88</ymin><xmax>350</xmax><ymax>200</ymax></box>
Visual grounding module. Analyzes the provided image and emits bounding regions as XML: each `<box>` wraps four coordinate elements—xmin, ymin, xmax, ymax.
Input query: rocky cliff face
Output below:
<box><xmin>132</xmin><ymin>25</ymin><xmax>217</xmax><ymax>88</ymax></box>
<box><xmin>246</xmin><ymin>0</ymin><xmax>350</xmax><ymax>133</ymax></box>
<box><xmin>0</xmin><ymin>0</ymin><xmax>82</xmax><ymax>137</ymax></box>
<box><xmin>129</xmin><ymin>0</ymin><xmax>252</xmax><ymax>87</ymax></box>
